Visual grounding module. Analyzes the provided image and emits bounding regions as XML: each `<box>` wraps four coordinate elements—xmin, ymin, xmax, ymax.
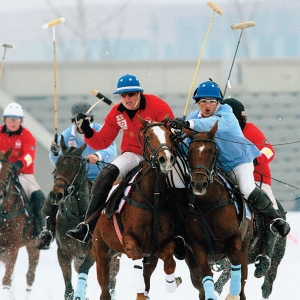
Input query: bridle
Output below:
<box><xmin>138</xmin><ymin>122</ymin><xmax>174</xmax><ymax>169</ymax></box>
<box><xmin>189</xmin><ymin>137</ymin><xmax>218</xmax><ymax>186</ymax></box>
<box><xmin>0</xmin><ymin>158</ymin><xmax>13</xmax><ymax>198</ymax></box>
<box><xmin>52</xmin><ymin>155</ymin><xmax>87</xmax><ymax>198</ymax></box>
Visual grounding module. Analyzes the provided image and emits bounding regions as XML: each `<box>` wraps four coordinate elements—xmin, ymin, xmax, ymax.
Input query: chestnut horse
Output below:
<box><xmin>92</xmin><ymin>115</ymin><xmax>181</xmax><ymax>300</ymax></box>
<box><xmin>214</xmin><ymin>199</ymin><xmax>287</xmax><ymax>299</ymax></box>
<box><xmin>183</xmin><ymin>121</ymin><xmax>253</xmax><ymax>300</ymax></box>
<box><xmin>50</xmin><ymin>136</ymin><xmax>119</xmax><ymax>300</ymax></box>
<box><xmin>0</xmin><ymin>148</ymin><xmax>40</xmax><ymax>300</ymax></box>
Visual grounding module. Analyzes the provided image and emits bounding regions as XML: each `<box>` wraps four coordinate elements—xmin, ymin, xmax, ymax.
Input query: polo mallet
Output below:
<box><xmin>42</xmin><ymin>17</ymin><xmax>65</xmax><ymax>144</ymax></box>
<box><xmin>0</xmin><ymin>44</ymin><xmax>14</xmax><ymax>79</ymax></box>
<box><xmin>75</xmin><ymin>90</ymin><xmax>116</xmax><ymax>128</ymax></box>
<box><xmin>183</xmin><ymin>2</ymin><xmax>223</xmax><ymax>119</ymax></box>
<box><xmin>223</xmin><ymin>21</ymin><xmax>256</xmax><ymax>97</ymax></box>
<box><xmin>91</xmin><ymin>90</ymin><xmax>116</xmax><ymax>107</ymax></box>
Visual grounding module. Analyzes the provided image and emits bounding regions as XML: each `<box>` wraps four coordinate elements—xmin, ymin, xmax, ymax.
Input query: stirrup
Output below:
<box><xmin>270</xmin><ymin>217</ymin><xmax>289</xmax><ymax>237</ymax></box>
<box><xmin>67</xmin><ymin>222</ymin><xmax>90</xmax><ymax>243</ymax></box>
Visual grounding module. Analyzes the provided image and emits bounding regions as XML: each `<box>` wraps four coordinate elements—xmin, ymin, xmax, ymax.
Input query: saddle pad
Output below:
<box><xmin>102</xmin><ymin>170</ymin><xmax>141</xmax><ymax>215</ymax></box>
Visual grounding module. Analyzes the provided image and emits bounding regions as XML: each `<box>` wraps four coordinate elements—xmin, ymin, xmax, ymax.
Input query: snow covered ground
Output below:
<box><xmin>1</xmin><ymin>211</ymin><xmax>299</xmax><ymax>300</ymax></box>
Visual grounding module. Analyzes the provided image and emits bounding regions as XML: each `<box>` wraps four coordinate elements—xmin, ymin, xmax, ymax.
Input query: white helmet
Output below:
<box><xmin>3</xmin><ymin>102</ymin><xmax>24</xmax><ymax>118</ymax></box>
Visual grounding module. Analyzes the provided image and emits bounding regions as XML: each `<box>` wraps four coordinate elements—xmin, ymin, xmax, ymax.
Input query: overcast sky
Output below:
<box><xmin>0</xmin><ymin>0</ymin><xmax>252</xmax><ymax>12</ymax></box>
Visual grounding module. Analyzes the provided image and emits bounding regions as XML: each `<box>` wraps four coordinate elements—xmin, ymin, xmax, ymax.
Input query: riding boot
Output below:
<box><xmin>247</xmin><ymin>187</ymin><xmax>290</xmax><ymax>238</ymax></box>
<box><xmin>66</xmin><ymin>164</ymin><xmax>120</xmax><ymax>243</ymax></box>
<box><xmin>30</xmin><ymin>190</ymin><xmax>46</xmax><ymax>238</ymax></box>
<box><xmin>174</xmin><ymin>188</ymin><xmax>187</xmax><ymax>260</ymax></box>
<box><xmin>35</xmin><ymin>201</ymin><xmax>57</xmax><ymax>250</ymax></box>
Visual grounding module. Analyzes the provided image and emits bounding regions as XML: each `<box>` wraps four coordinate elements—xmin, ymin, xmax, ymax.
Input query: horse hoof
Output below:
<box><xmin>175</xmin><ymin>277</ymin><xmax>182</xmax><ymax>287</ymax></box>
<box><xmin>254</xmin><ymin>255</ymin><xmax>270</xmax><ymax>278</ymax></box>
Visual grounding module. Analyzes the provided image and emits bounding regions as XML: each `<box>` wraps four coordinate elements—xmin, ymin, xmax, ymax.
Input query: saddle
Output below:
<box><xmin>105</xmin><ymin>163</ymin><xmax>143</xmax><ymax>218</ymax></box>
<box><xmin>217</xmin><ymin>169</ymin><xmax>251</xmax><ymax>226</ymax></box>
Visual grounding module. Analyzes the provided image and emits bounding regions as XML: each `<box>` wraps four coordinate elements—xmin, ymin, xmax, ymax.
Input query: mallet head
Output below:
<box><xmin>231</xmin><ymin>21</ymin><xmax>256</xmax><ymax>30</ymax></box>
<box><xmin>42</xmin><ymin>17</ymin><xmax>65</xmax><ymax>29</ymax></box>
<box><xmin>207</xmin><ymin>2</ymin><xmax>224</xmax><ymax>15</ymax></box>
<box><xmin>1</xmin><ymin>44</ymin><xmax>14</xmax><ymax>49</ymax></box>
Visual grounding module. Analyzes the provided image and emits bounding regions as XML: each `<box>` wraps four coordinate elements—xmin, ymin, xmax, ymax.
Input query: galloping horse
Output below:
<box><xmin>183</xmin><ymin>121</ymin><xmax>253</xmax><ymax>300</ymax></box>
<box><xmin>92</xmin><ymin>115</ymin><xmax>181</xmax><ymax>300</ymax></box>
<box><xmin>214</xmin><ymin>199</ymin><xmax>287</xmax><ymax>299</ymax></box>
<box><xmin>0</xmin><ymin>148</ymin><xmax>40</xmax><ymax>300</ymax></box>
<box><xmin>50</xmin><ymin>136</ymin><xmax>117</xmax><ymax>300</ymax></box>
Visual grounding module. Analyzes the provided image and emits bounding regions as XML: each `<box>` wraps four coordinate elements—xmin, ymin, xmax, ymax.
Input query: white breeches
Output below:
<box><xmin>111</xmin><ymin>152</ymin><xmax>186</xmax><ymax>188</ymax></box>
<box><xmin>226</xmin><ymin>162</ymin><xmax>256</xmax><ymax>200</ymax></box>
<box><xmin>18</xmin><ymin>174</ymin><xmax>41</xmax><ymax>199</ymax></box>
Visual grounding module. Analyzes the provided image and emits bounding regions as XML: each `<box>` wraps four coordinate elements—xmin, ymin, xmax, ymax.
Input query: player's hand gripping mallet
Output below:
<box><xmin>223</xmin><ymin>21</ymin><xmax>256</xmax><ymax>97</ymax></box>
<box><xmin>183</xmin><ymin>2</ymin><xmax>223</xmax><ymax>119</ymax></box>
<box><xmin>42</xmin><ymin>17</ymin><xmax>65</xmax><ymax>144</ymax></box>
<box><xmin>0</xmin><ymin>44</ymin><xmax>14</xmax><ymax>79</ymax></box>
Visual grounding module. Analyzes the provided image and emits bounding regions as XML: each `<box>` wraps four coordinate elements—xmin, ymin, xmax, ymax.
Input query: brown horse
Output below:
<box><xmin>50</xmin><ymin>136</ymin><xmax>112</xmax><ymax>300</ymax></box>
<box><xmin>92</xmin><ymin>115</ymin><xmax>181</xmax><ymax>300</ymax></box>
<box><xmin>183</xmin><ymin>121</ymin><xmax>253</xmax><ymax>300</ymax></box>
<box><xmin>0</xmin><ymin>148</ymin><xmax>40</xmax><ymax>300</ymax></box>
<box><xmin>214</xmin><ymin>199</ymin><xmax>287</xmax><ymax>299</ymax></box>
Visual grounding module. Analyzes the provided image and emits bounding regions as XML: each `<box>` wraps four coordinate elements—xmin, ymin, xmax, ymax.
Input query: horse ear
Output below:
<box><xmin>137</xmin><ymin>114</ymin><xmax>148</xmax><ymax>127</ymax></box>
<box><xmin>60</xmin><ymin>135</ymin><xmax>67</xmax><ymax>152</ymax></box>
<box><xmin>162</xmin><ymin>114</ymin><xmax>169</xmax><ymax>124</ymax></box>
<box><xmin>7</xmin><ymin>147</ymin><xmax>13</xmax><ymax>158</ymax></box>
<box><xmin>78</xmin><ymin>143</ymin><xmax>87</xmax><ymax>154</ymax></box>
<box><xmin>183</xmin><ymin>128</ymin><xmax>194</xmax><ymax>140</ymax></box>
<box><xmin>210</xmin><ymin>121</ymin><xmax>218</xmax><ymax>138</ymax></box>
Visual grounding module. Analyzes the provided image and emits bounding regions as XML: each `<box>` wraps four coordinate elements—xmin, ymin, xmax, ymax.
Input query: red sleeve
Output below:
<box><xmin>243</xmin><ymin>123</ymin><xmax>275</xmax><ymax>165</ymax></box>
<box><xmin>20</xmin><ymin>128</ymin><xmax>36</xmax><ymax>168</ymax></box>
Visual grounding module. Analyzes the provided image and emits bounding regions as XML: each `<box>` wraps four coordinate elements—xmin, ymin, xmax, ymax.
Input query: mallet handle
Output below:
<box><xmin>92</xmin><ymin>89</ymin><xmax>116</xmax><ymax>107</ymax></box>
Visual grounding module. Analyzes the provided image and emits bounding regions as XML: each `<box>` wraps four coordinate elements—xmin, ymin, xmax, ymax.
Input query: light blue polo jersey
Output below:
<box><xmin>49</xmin><ymin>123</ymin><xmax>117</xmax><ymax>181</ymax></box>
<box><xmin>187</xmin><ymin>104</ymin><xmax>261</xmax><ymax>173</ymax></box>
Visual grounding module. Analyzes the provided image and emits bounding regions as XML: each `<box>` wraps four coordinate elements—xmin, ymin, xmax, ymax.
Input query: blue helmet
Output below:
<box><xmin>113</xmin><ymin>74</ymin><xmax>144</xmax><ymax>94</ymax></box>
<box><xmin>193</xmin><ymin>80</ymin><xmax>223</xmax><ymax>102</ymax></box>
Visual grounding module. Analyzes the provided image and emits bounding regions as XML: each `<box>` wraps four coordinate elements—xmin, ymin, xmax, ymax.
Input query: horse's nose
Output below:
<box><xmin>50</xmin><ymin>191</ymin><xmax>64</xmax><ymax>205</ymax></box>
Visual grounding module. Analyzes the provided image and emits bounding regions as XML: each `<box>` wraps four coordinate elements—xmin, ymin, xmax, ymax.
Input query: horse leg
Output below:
<box><xmin>214</xmin><ymin>257</ymin><xmax>231</xmax><ymax>296</ymax></box>
<box><xmin>92</xmin><ymin>241</ymin><xmax>115</xmax><ymax>300</ymax></box>
<box><xmin>73</xmin><ymin>253</ymin><xmax>95</xmax><ymax>300</ymax></box>
<box><xmin>57</xmin><ymin>248</ymin><xmax>74</xmax><ymax>300</ymax></box>
<box><xmin>108</xmin><ymin>251</ymin><xmax>121</xmax><ymax>300</ymax></box>
<box><xmin>2</xmin><ymin>247</ymin><xmax>18</xmax><ymax>287</ymax></box>
<box><xmin>160</xmin><ymin>242</ymin><xmax>181</xmax><ymax>293</ymax></box>
<box><xmin>1</xmin><ymin>248</ymin><xmax>18</xmax><ymax>300</ymax></box>
<box><xmin>193</xmin><ymin>244</ymin><xmax>216</xmax><ymax>300</ymax></box>
<box><xmin>143</xmin><ymin>256</ymin><xmax>158</xmax><ymax>299</ymax></box>
<box><xmin>25</xmin><ymin>241</ymin><xmax>40</xmax><ymax>295</ymax></box>
<box><xmin>185</xmin><ymin>248</ymin><xmax>204</xmax><ymax>299</ymax></box>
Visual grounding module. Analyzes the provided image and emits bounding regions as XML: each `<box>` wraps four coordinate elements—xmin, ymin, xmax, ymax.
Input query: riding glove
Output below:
<box><xmin>12</xmin><ymin>160</ymin><xmax>23</xmax><ymax>173</ymax></box>
<box><xmin>51</xmin><ymin>141</ymin><xmax>60</xmax><ymax>156</ymax></box>
<box><xmin>76</xmin><ymin>113</ymin><xmax>94</xmax><ymax>138</ymax></box>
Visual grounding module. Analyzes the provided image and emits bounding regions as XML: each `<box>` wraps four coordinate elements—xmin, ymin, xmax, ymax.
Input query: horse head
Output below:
<box><xmin>0</xmin><ymin>148</ymin><xmax>13</xmax><ymax>199</ymax></box>
<box><xmin>138</xmin><ymin>114</ymin><xmax>175</xmax><ymax>174</ymax></box>
<box><xmin>50</xmin><ymin>136</ymin><xmax>87</xmax><ymax>206</ymax></box>
<box><xmin>186</xmin><ymin>121</ymin><xmax>218</xmax><ymax>195</ymax></box>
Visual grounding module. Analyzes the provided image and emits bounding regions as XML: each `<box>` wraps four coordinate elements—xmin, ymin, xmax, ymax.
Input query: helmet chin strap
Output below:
<box><xmin>132</xmin><ymin>94</ymin><xmax>140</xmax><ymax>110</ymax></box>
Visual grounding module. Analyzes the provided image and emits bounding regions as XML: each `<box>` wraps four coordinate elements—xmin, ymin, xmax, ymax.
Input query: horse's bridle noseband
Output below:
<box><xmin>0</xmin><ymin>159</ymin><xmax>13</xmax><ymax>197</ymax></box>
<box><xmin>189</xmin><ymin>138</ymin><xmax>218</xmax><ymax>185</ymax></box>
<box><xmin>53</xmin><ymin>155</ymin><xmax>87</xmax><ymax>198</ymax></box>
<box><xmin>138</xmin><ymin>122</ymin><xmax>174</xmax><ymax>169</ymax></box>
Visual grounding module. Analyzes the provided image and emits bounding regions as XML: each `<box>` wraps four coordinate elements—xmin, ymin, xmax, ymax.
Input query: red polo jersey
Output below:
<box><xmin>85</xmin><ymin>94</ymin><xmax>174</xmax><ymax>155</ymax></box>
<box><xmin>243</xmin><ymin>122</ymin><xmax>275</xmax><ymax>185</ymax></box>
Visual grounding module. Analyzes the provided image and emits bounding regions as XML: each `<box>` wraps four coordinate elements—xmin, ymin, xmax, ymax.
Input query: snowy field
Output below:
<box><xmin>1</xmin><ymin>211</ymin><xmax>299</xmax><ymax>300</ymax></box>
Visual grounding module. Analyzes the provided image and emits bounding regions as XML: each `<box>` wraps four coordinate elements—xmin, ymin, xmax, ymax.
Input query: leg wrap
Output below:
<box><xmin>133</xmin><ymin>258</ymin><xmax>145</xmax><ymax>294</ymax></box>
<box><xmin>229</xmin><ymin>264</ymin><xmax>241</xmax><ymax>296</ymax></box>
<box><xmin>165</xmin><ymin>273</ymin><xmax>177</xmax><ymax>293</ymax></box>
<box><xmin>74</xmin><ymin>273</ymin><xmax>88</xmax><ymax>299</ymax></box>
<box><xmin>202</xmin><ymin>276</ymin><xmax>217</xmax><ymax>300</ymax></box>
